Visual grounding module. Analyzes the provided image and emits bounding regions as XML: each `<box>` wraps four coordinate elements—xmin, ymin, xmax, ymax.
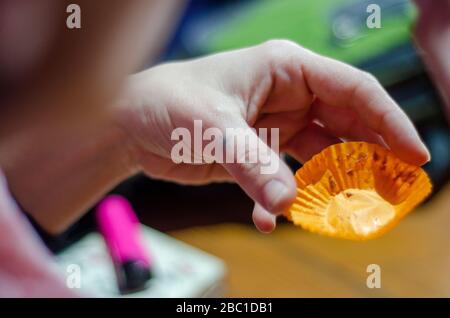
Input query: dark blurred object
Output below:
<box><xmin>117</xmin><ymin>176</ymin><xmax>253</xmax><ymax>231</ymax></box>
<box><xmin>421</xmin><ymin>126</ymin><xmax>450</xmax><ymax>193</ymax></box>
<box><xmin>413</xmin><ymin>0</ymin><xmax>450</xmax><ymax>123</ymax></box>
<box><xmin>37</xmin><ymin>176</ymin><xmax>253</xmax><ymax>254</ymax></box>
<box><xmin>158</xmin><ymin>0</ymin><xmax>253</xmax><ymax>61</ymax></box>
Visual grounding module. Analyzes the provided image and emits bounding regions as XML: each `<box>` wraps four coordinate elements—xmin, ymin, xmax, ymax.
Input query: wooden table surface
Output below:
<box><xmin>170</xmin><ymin>182</ymin><xmax>450</xmax><ymax>297</ymax></box>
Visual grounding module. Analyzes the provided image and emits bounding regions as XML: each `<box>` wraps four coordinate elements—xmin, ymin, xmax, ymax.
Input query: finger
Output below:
<box><xmin>286</xmin><ymin>122</ymin><xmax>342</xmax><ymax>163</ymax></box>
<box><xmin>258</xmin><ymin>60</ymin><xmax>314</xmax><ymax>114</ymax></box>
<box><xmin>138</xmin><ymin>151</ymin><xmax>234</xmax><ymax>185</ymax></box>
<box><xmin>164</xmin><ymin>163</ymin><xmax>234</xmax><ymax>185</ymax></box>
<box><xmin>252</xmin><ymin>202</ymin><xmax>276</xmax><ymax>233</ymax></box>
<box><xmin>221</xmin><ymin>124</ymin><xmax>296</xmax><ymax>215</ymax></box>
<box><xmin>253</xmin><ymin>109</ymin><xmax>309</xmax><ymax>145</ymax></box>
<box><xmin>311</xmin><ymin>100</ymin><xmax>387</xmax><ymax>147</ymax></box>
<box><xmin>301</xmin><ymin>50</ymin><xmax>430</xmax><ymax>165</ymax></box>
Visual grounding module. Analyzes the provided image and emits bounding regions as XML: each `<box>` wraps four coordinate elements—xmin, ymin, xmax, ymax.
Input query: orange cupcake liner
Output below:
<box><xmin>284</xmin><ymin>142</ymin><xmax>432</xmax><ymax>240</ymax></box>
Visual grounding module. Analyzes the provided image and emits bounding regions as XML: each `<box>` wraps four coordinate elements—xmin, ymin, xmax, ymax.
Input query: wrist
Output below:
<box><xmin>111</xmin><ymin>69</ymin><xmax>171</xmax><ymax>169</ymax></box>
<box><xmin>110</xmin><ymin>75</ymin><xmax>148</xmax><ymax>173</ymax></box>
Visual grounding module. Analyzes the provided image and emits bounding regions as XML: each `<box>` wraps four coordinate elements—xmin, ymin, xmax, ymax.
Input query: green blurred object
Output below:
<box><xmin>204</xmin><ymin>0</ymin><xmax>417</xmax><ymax>85</ymax></box>
<box><xmin>197</xmin><ymin>0</ymin><xmax>449</xmax><ymax>187</ymax></box>
<box><xmin>197</xmin><ymin>0</ymin><xmax>445</xmax><ymax>124</ymax></box>
<box><xmin>207</xmin><ymin>0</ymin><xmax>415</xmax><ymax>63</ymax></box>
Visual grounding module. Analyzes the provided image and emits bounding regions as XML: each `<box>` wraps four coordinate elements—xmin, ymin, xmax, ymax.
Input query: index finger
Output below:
<box><xmin>300</xmin><ymin>49</ymin><xmax>430</xmax><ymax>165</ymax></box>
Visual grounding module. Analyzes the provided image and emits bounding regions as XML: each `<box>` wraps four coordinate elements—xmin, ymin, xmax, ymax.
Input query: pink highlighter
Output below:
<box><xmin>96</xmin><ymin>195</ymin><xmax>152</xmax><ymax>294</ymax></box>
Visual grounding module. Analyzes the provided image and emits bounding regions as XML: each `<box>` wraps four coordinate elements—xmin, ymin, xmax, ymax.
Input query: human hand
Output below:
<box><xmin>116</xmin><ymin>40</ymin><xmax>430</xmax><ymax>233</ymax></box>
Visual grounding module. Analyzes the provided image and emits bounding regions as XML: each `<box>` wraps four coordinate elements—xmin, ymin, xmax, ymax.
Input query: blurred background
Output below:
<box><xmin>43</xmin><ymin>0</ymin><xmax>450</xmax><ymax>297</ymax></box>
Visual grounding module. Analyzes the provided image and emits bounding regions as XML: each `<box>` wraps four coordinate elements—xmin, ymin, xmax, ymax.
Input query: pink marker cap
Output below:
<box><xmin>96</xmin><ymin>195</ymin><xmax>150</xmax><ymax>265</ymax></box>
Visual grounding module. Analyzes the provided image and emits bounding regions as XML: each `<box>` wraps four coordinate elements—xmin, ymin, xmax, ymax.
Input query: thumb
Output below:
<box><xmin>221</xmin><ymin>125</ymin><xmax>296</xmax><ymax>215</ymax></box>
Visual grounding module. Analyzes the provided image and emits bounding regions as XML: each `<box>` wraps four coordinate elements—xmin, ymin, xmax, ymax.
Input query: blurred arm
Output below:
<box><xmin>0</xmin><ymin>0</ymin><xmax>185</xmax><ymax>234</ymax></box>
<box><xmin>413</xmin><ymin>0</ymin><xmax>450</xmax><ymax>122</ymax></box>
<box><xmin>0</xmin><ymin>111</ymin><xmax>138</xmax><ymax>234</ymax></box>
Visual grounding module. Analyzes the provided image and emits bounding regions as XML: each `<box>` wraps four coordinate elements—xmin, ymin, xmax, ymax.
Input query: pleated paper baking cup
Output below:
<box><xmin>284</xmin><ymin>142</ymin><xmax>432</xmax><ymax>240</ymax></box>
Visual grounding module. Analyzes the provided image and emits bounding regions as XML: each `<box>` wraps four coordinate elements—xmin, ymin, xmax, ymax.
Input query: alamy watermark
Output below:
<box><xmin>170</xmin><ymin>120</ymin><xmax>280</xmax><ymax>175</ymax></box>
<box><xmin>367</xmin><ymin>4</ymin><xmax>382</xmax><ymax>29</ymax></box>
<box><xmin>65</xmin><ymin>3</ymin><xmax>380</xmax><ymax>31</ymax></box>
<box><xmin>366</xmin><ymin>263</ymin><xmax>381</xmax><ymax>289</ymax></box>
<box><xmin>66</xmin><ymin>4</ymin><xmax>81</xmax><ymax>29</ymax></box>
<box><xmin>66</xmin><ymin>263</ymin><xmax>81</xmax><ymax>289</ymax></box>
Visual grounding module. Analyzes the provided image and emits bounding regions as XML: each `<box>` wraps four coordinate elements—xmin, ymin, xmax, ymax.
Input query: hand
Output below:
<box><xmin>116</xmin><ymin>40</ymin><xmax>430</xmax><ymax>233</ymax></box>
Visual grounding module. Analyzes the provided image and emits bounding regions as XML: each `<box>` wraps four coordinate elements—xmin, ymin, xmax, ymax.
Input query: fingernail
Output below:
<box><xmin>255</xmin><ymin>222</ymin><xmax>276</xmax><ymax>234</ymax></box>
<box><xmin>418</xmin><ymin>142</ymin><xmax>431</xmax><ymax>164</ymax></box>
<box><xmin>263</xmin><ymin>179</ymin><xmax>289</xmax><ymax>214</ymax></box>
<box><xmin>424</xmin><ymin>146</ymin><xmax>431</xmax><ymax>163</ymax></box>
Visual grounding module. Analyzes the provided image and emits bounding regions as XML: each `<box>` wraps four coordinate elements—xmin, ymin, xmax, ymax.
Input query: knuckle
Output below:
<box><xmin>361</xmin><ymin>71</ymin><xmax>379</xmax><ymax>86</ymax></box>
<box><xmin>261</xmin><ymin>39</ymin><xmax>303</xmax><ymax>60</ymax></box>
<box><xmin>352</xmin><ymin>71</ymin><xmax>381</xmax><ymax>100</ymax></box>
<box><xmin>209</xmin><ymin>102</ymin><xmax>229</xmax><ymax>117</ymax></box>
<box><xmin>205</xmin><ymin>101</ymin><xmax>238</xmax><ymax>122</ymax></box>
<box><xmin>263</xmin><ymin>39</ymin><xmax>299</xmax><ymax>50</ymax></box>
<box><xmin>234</xmin><ymin>160</ymin><xmax>261</xmax><ymax>179</ymax></box>
<box><xmin>259</xmin><ymin>40</ymin><xmax>308</xmax><ymax>76</ymax></box>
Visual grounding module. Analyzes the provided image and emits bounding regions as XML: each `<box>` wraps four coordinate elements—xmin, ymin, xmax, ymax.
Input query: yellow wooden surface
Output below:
<box><xmin>170</xmin><ymin>182</ymin><xmax>450</xmax><ymax>297</ymax></box>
